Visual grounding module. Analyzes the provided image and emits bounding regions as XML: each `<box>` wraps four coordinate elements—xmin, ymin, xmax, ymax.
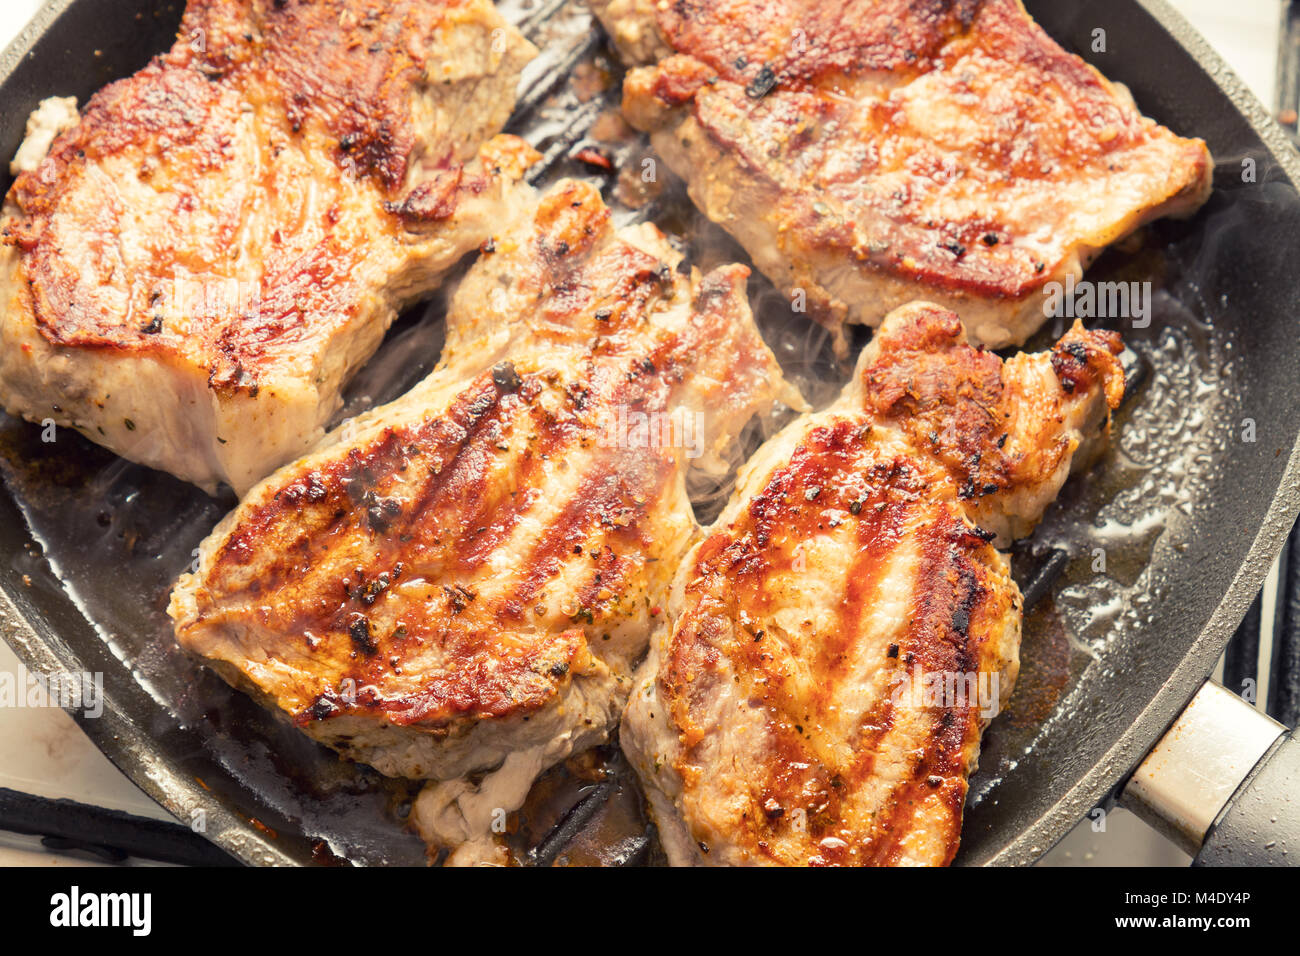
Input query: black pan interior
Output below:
<box><xmin>0</xmin><ymin>0</ymin><xmax>1298</xmax><ymax>867</ymax></box>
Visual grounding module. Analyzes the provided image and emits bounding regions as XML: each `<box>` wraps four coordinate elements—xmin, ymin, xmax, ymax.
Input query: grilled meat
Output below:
<box><xmin>593</xmin><ymin>0</ymin><xmax>1212</xmax><ymax>350</ymax></box>
<box><xmin>621</xmin><ymin>302</ymin><xmax>1124</xmax><ymax>865</ymax></box>
<box><xmin>0</xmin><ymin>0</ymin><xmax>537</xmax><ymax>494</ymax></box>
<box><xmin>168</xmin><ymin>179</ymin><xmax>802</xmax><ymax>865</ymax></box>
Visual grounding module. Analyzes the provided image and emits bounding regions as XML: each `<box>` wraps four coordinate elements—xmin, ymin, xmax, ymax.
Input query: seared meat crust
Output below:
<box><xmin>595</xmin><ymin>0</ymin><xmax>1212</xmax><ymax>349</ymax></box>
<box><xmin>621</xmin><ymin>302</ymin><xmax>1124</xmax><ymax>866</ymax></box>
<box><xmin>169</xmin><ymin>180</ymin><xmax>800</xmax><ymax>863</ymax></box>
<box><xmin>1</xmin><ymin>0</ymin><xmax>537</xmax><ymax>493</ymax></box>
<box><xmin>858</xmin><ymin>311</ymin><xmax>1124</xmax><ymax>543</ymax></box>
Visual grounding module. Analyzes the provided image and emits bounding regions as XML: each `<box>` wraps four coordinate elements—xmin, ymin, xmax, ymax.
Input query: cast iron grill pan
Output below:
<box><xmin>0</xmin><ymin>0</ymin><xmax>1298</xmax><ymax>866</ymax></box>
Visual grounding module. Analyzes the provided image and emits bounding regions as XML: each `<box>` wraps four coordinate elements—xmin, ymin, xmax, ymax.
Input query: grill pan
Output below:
<box><xmin>1</xmin><ymin>0</ymin><xmax>1300</xmax><ymax>866</ymax></box>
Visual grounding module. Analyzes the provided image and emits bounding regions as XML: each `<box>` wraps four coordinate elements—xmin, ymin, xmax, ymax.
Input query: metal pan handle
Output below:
<box><xmin>1119</xmin><ymin>680</ymin><xmax>1299</xmax><ymax>864</ymax></box>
